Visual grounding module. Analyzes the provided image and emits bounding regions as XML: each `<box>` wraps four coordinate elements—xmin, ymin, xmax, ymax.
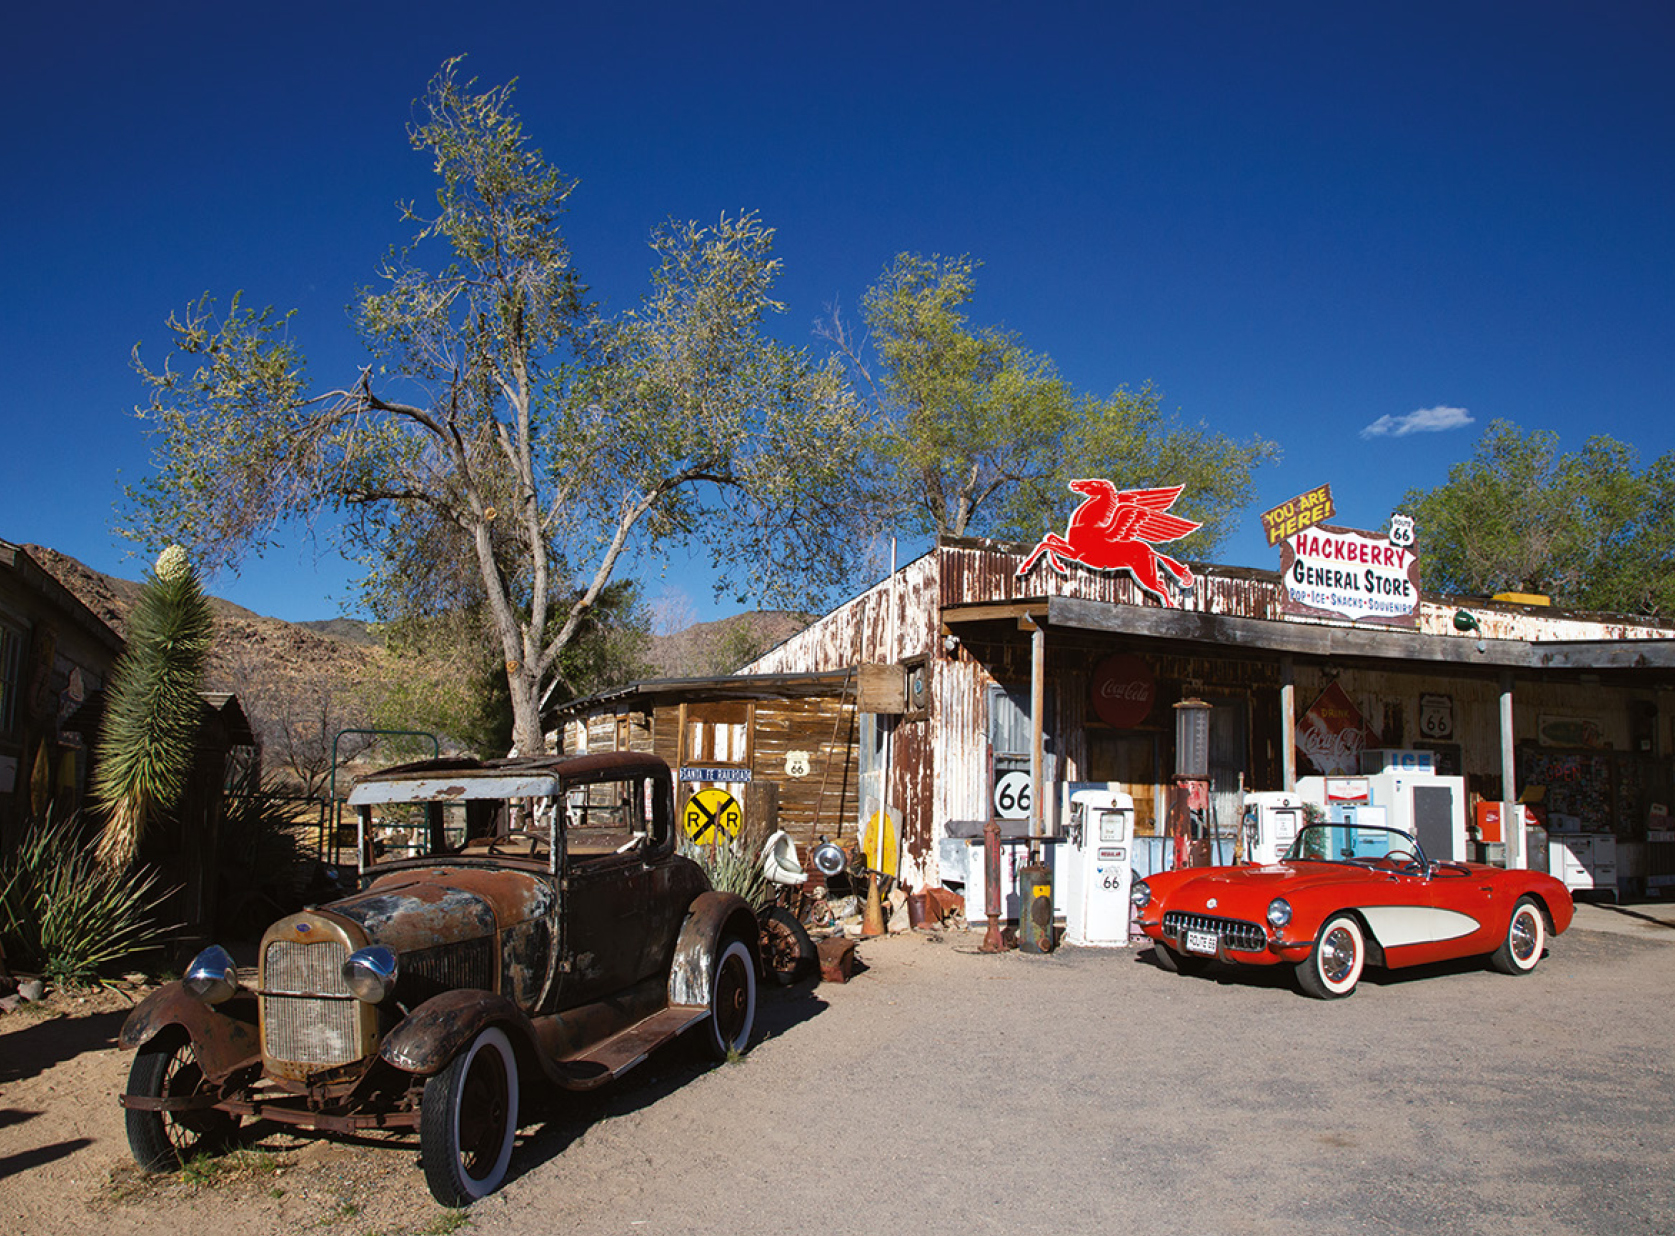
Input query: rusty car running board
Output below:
<box><xmin>555</xmin><ymin>1004</ymin><xmax>710</xmax><ymax>1090</ymax></box>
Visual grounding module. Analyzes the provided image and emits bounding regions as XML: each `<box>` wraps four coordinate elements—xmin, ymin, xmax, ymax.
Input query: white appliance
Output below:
<box><xmin>1298</xmin><ymin>771</ymin><xmax>1468</xmax><ymax>862</ymax></box>
<box><xmin>1056</xmin><ymin>785</ymin><xmax>1135</xmax><ymax>947</ymax></box>
<box><xmin>1550</xmin><ymin>833</ymin><xmax>1618</xmax><ymax>899</ymax></box>
<box><xmin>1242</xmin><ymin>792</ymin><xmax>1308</xmax><ymax>865</ymax></box>
<box><xmin>958</xmin><ymin>836</ymin><xmax>1064</xmax><ymax>924</ymax></box>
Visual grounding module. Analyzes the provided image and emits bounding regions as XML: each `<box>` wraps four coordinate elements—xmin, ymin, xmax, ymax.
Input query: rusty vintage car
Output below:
<box><xmin>118</xmin><ymin>752</ymin><xmax>760</xmax><ymax>1205</ymax></box>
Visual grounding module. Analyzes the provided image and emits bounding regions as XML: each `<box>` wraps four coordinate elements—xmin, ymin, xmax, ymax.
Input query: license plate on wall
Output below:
<box><xmin>1184</xmin><ymin>929</ymin><xmax>1218</xmax><ymax>955</ymax></box>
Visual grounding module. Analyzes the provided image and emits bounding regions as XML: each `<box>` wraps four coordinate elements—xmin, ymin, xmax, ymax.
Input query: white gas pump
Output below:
<box><xmin>1057</xmin><ymin>784</ymin><xmax>1135</xmax><ymax>947</ymax></box>
<box><xmin>1242</xmin><ymin>791</ymin><xmax>1308</xmax><ymax>865</ymax></box>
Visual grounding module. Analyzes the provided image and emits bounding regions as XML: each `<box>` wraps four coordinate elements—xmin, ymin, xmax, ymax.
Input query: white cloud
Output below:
<box><xmin>1360</xmin><ymin>405</ymin><xmax>1474</xmax><ymax>439</ymax></box>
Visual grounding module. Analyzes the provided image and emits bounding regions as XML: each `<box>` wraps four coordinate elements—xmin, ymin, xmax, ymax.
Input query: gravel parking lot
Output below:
<box><xmin>6</xmin><ymin>909</ymin><xmax>1674</xmax><ymax>1236</ymax></box>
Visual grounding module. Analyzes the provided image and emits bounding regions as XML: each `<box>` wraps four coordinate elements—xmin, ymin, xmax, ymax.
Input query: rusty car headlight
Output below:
<box><xmin>341</xmin><ymin>946</ymin><xmax>399</xmax><ymax>1003</ymax></box>
<box><xmin>1130</xmin><ymin>878</ymin><xmax>1151</xmax><ymax>909</ymax></box>
<box><xmin>1267</xmin><ymin>898</ymin><xmax>1293</xmax><ymax>929</ymax></box>
<box><xmin>183</xmin><ymin>944</ymin><xmax>239</xmax><ymax>1005</ymax></box>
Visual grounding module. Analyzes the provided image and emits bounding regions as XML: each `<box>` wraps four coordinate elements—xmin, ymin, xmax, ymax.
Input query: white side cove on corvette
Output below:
<box><xmin>1356</xmin><ymin>905</ymin><xmax>1480</xmax><ymax>948</ymax></box>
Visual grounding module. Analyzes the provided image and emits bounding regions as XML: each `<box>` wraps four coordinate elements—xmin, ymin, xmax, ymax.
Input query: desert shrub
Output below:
<box><xmin>0</xmin><ymin>813</ymin><xmax>176</xmax><ymax>985</ymax></box>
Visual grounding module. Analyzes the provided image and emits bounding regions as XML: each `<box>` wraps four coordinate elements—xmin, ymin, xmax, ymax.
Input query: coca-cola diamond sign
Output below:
<box><xmin>1091</xmin><ymin>654</ymin><xmax>1155</xmax><ymax>727</ymax></box>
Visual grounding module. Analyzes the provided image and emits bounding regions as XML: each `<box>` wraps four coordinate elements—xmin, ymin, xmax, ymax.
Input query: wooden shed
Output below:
<box><xmin>552</xmin><ymin>671</ymin><xmax>864</xmax><ymax>858</ymax></box>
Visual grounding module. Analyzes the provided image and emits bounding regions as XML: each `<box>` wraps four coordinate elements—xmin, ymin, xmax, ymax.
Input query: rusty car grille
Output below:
<box><xmin>265</xmin><ymin>938</ymin><xmax>350</xmax><ymax>995</ymax></box>
<box><xmin>261</xmin><ymin>938</ymin><xmax>365</xmax><ymax>1068</ymax></box>
<box><xmin>1163</xmin><ymin>911</ymin><xmax>1267</xmax><ymax>953</ymax></box>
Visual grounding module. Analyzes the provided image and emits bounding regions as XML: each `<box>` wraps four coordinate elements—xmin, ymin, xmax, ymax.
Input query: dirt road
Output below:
<box><xmin>5</xmin><ymin>915</ymin><xmax>1673</xmax><ymax>1235</ymax></box>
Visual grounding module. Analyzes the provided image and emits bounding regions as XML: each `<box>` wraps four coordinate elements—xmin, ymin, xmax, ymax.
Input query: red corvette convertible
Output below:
<box><xmin>1130</xmin><ymin>822</ymin><xmax>1574</xmax><ymax>998</ymax></box>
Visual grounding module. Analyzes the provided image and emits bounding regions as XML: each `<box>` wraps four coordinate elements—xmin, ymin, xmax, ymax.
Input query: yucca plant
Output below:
<box><xmin>93</xmin><ymin>545</ymin><xmax>215</xmax><ymax>870</ymax></box>
<box><xmin>678</xmin><ymin>835</ymin><xmax>771</xmax><ymax>910</ymax></box>
<box><xmin>0</xmin><ymin>812</ymin><xmax>177</xmax><ymax>985</ymax></box>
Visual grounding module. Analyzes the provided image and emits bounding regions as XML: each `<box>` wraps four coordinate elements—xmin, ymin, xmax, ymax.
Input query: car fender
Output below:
<box><xmin>118</xmin><ymin>982</ymin><xmax>262</xmax><ymax>1082</ymax></box>
<box><xmin>379</xmin><ymin>988</ymin><xmax>538</xmax><ymax>1076</ymax></box>
<box><xmin>668</xmin><ymin>891</ymin><xmax>759</xmax><ymax>1007</ymax></box>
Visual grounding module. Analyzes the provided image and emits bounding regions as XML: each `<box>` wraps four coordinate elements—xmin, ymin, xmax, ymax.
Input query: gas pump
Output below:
<box><xmin>1057</xmin><ymin>784</ymin><xmax>1135</xmax><ymax>947</ymax></box>
<box><xmin>1242</xmin><ymin>792</ymin><xmax>1309</xmax><ymax>865</ymax></box>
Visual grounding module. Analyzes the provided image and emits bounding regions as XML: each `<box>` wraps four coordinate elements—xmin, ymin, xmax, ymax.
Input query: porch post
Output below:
<box><xmin>1500</xmin><ymin>671</ymin><xmax>1523</xmax><ymax>869</ymax></box>
<box><xmin>1030</xmin><ymin>615</ymin><xmax>1046</xmax><ymax>851</ymax></box>
<box><xmin>1281</xmin><ymin>656</ymin><xmax>1296</xmax><ymax>792</ymax></box>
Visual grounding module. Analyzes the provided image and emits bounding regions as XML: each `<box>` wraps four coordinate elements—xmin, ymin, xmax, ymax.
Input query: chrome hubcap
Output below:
<box><xmin>1321</xmin><ymin>927</ymin><xmax>1357</xmax><ymax>984</ymax></box>
<box><xmin>1511</xmin><ymin>910</ymin><xmax>1539</xmax><ymax>962</ymax></box>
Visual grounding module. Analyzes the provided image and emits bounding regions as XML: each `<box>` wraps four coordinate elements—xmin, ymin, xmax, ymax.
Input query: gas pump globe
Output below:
<box><xmin>1174</xmin><ymin>698</ymin><xmax>1211</xmax><ymax>778</ymax></box>
<box><xmin>1170</xmin><ymin>698</ymin><xmax>1212</xmax><ymax>868</ymax></box>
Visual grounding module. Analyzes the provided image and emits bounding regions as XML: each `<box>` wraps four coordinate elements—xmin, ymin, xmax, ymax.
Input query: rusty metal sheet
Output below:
<box><xmin>348</xmin><ymin>773</ymin><xmax>561</xmax><ymax>805</ymax></box>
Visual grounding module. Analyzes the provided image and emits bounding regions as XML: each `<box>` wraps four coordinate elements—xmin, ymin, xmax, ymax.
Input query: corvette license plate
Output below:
<box><xmin>1184</xmin><ymin>929</ymin><xmax>1218</xmax><ymax>956</ymax></box>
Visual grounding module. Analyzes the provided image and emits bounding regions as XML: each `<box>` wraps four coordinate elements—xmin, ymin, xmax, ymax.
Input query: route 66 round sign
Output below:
<box><xmin>993</xmin><ymin>770</ymin><xmax>1032</xmax><ymax>820</ymax></box>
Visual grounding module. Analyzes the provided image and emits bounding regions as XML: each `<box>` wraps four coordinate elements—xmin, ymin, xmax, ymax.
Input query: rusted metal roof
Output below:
<box><xmin>348</xmin><ymin>752</ymin><xmax>669</xmax><ymax>804</ymax></box>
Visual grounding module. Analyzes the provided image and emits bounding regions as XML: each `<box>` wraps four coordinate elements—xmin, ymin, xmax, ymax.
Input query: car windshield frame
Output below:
<box><xmin>1281</xmin><ymin>822</ymin><xmax>1430</xmax><ymax>870</ymax></box>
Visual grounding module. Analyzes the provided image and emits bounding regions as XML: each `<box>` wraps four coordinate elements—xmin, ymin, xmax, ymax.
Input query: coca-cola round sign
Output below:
<box><xmin>1091</xmin><ymin>654</ymin><xmax>1155</xmax><ymax>727</ymax></box>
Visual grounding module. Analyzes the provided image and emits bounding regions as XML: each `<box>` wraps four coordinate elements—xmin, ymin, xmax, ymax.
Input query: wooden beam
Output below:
<box><xmin>1046</xmin><ymin>596</ymin><xmax>1531</xmax><ymax>667</ymax></box>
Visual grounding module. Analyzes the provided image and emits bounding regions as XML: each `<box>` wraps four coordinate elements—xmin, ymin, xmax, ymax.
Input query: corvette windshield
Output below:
<box><xmin>1283</xmin><ymin>823</ymin><xmax>1423</xmax><ymax>867</ymax></box>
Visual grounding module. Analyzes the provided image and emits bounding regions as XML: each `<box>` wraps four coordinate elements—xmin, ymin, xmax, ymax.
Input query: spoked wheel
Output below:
<box><xmin>125</xmin><ymin>1030</ymin><xmax>241</xmax><ymax>1170</ymax></box>
<box><xmin>420</xmin><ymin>1026</ymin><xmax>520</xmax><ymax>1206</ymax></box>
<box><xmin>700</xmin><ymin>937</ymin><xmax>758</xmax><ymax>1061</ymax></box>
<box><xmin>758</xmin><ymin>906</ymin><xmax>816</xmax><ymax>986</ymax></box>
<box><xmin>1296</xmin><ymin>913</ymin><xmax>1365</xmax><ymax>999</ymax></box>
<box><xmin>1490</xmin><ymin>896</ymin><xmax>1547</xmax><ymax>975</ymax></box>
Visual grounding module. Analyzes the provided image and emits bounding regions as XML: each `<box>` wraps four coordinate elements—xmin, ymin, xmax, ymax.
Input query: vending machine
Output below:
<box><xmin>1297</xmin><ymin>764</ymin><xmax>1468</xmax><ymax>862</ymax></box>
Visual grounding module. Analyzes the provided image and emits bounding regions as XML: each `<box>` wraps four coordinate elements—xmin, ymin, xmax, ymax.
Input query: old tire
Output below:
<box><xmin>125</xmin><ymin>1029</ymin><xmax>240</xmax><ymax>1171</ymax></box>
<box><xmin>420</xmin><ymin>1026</ymin><xmax>519</xmax><ymax>1206</ymax></box>
<box><xmin>759</xmin><ymin>906</ymin><xmax>815</xmax><ymax>986</ymax></box>
<box><xmin>700</xmin><ymin>937</ymin><xmax>757</xmax><ymax>1061</ymax></box>
<box><xmin>1153</xmin><ymin>942</ymin><xmax>1207</xmax><ymax>976</ymax></box>
<box><xmin>1296</xmin><ymin>913</ymin><xmax>1365</xmax><ymax>999</ymax></box>
<box><xmin>1490</xmin><ymin>896</ymin><xmax>1546</xmax><ymax>975</ymax></box>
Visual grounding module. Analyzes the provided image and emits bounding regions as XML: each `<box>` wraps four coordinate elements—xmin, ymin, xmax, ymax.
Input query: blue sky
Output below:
<box><xmin>3</xmin><ymin>2</ymin><xmax>1671</xmax><ymax>624</ymax></box>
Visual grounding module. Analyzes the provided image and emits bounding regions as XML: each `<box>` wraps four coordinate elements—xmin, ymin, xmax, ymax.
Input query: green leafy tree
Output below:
<box><xmin>92</xmin><ymin>546</ymin><xmax>215</xmax><ymax>870</ymax></box>
<box><xmin>372</xmin><ymin>578</ymin><xmax>652</xmax><ymax>756</ymax></box>
<box><xmin>1401</xmin><ymin>419</ymin><xmax>1675</xmax><ymax>615</ymax></box>
<box><xmin>122</xmin><ymin>60</ymin><xmax>869</xmax><ymax>757</ymax></box>
<box><xmin>823</xmin><ymin>253</ymin><xmax>1276</xmax><ymax>551</ymax></box>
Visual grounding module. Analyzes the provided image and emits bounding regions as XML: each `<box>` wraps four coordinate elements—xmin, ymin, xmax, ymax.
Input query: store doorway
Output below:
<box><xmin>1086</xmin><ymin>730</ymin><xmax>1160</xmax><ymax>836</ymax></box>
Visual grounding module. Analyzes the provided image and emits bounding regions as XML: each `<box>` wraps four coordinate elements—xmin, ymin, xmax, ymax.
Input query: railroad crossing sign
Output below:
<box><xmin>683</xmin><ymin>788</ymin><xmax>742</xmax><ymax>844</ymax></box>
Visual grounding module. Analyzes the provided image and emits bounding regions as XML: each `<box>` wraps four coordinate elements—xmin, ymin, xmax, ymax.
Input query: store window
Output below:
<box><xmin>0</xmin><ymin>621</ymin><xmax>23</xmax><ymax>738</ymax></box>
<box><xmin>987</xmin><ymin>684</ymin><xmax>1056</xmax><ymax>783</ymax></box>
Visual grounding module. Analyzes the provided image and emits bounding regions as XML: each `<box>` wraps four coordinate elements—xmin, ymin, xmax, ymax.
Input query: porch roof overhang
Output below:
<box><xmin>941</xmin><ymin>597</ymin><xmax>1675</xmax><ymax>679</ymax></box>
<box><xmin>553</xmin><ymin>669</ymin><xmax>856</xmax><ymax>718</ymax></box>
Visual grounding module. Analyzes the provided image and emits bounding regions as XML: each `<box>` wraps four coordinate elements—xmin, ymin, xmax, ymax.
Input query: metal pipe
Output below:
<box><xmin>980</xmin><ymin>820</ymin><xmax>1005</xmax><ymax>952</ymax></box>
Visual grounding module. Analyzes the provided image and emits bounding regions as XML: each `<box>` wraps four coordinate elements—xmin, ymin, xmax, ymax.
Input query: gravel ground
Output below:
<box><xmin>4</xmin><ymin>913</ymin><xmax>1673</xmax><ymax>1236</ymax></box>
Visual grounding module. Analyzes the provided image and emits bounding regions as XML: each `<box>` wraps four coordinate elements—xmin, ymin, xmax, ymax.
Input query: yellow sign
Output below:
<box><xmin>683</xmin><ymin>788</ymin><xmax>742</xmax><ymax>844</ymax></box>
<box><xmin>862</xmin><ymin>810</ymin><xmax>900</xmax><ymax>879</ymax></box>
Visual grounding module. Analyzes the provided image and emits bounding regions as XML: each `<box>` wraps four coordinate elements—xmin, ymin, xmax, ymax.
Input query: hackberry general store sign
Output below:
<box><xmin>1280</xmin><ymin>522</ymin><xmax>1420</xmax><ymax>627</ymax></box>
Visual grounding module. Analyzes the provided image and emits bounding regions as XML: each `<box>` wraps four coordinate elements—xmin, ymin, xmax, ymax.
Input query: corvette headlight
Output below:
<box><xmin>182</xmin><ymin>944</ymin><xmax>239</xmax><ymax>1005</ymax></box>
<box><xmin>1267</xmin><ymin>898</ymin><xmax>1293</xmax><ymax>929</ymax></box>
<box><xmin>341</xmin><ymin>946</ymin><xmax>399</xmax><ymax>1003</ymax></box>
<box><xmin>1130</xmin><ymin>879</ymin><xmax>1151</xmax><ymax>909</ymax></box>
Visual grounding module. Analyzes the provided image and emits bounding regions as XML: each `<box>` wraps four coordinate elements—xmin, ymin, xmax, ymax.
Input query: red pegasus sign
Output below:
<box><xmin>1016</xmin><ymin>479</ymin><xmax>1201</xmax><ymax>607</ymax></box>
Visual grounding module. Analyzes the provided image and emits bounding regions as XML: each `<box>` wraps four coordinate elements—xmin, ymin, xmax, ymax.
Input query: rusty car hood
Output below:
<box><xmin>323</xmin><ymin>867</ymin><xmax>555</xmax><ymax>953</ymax></box>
